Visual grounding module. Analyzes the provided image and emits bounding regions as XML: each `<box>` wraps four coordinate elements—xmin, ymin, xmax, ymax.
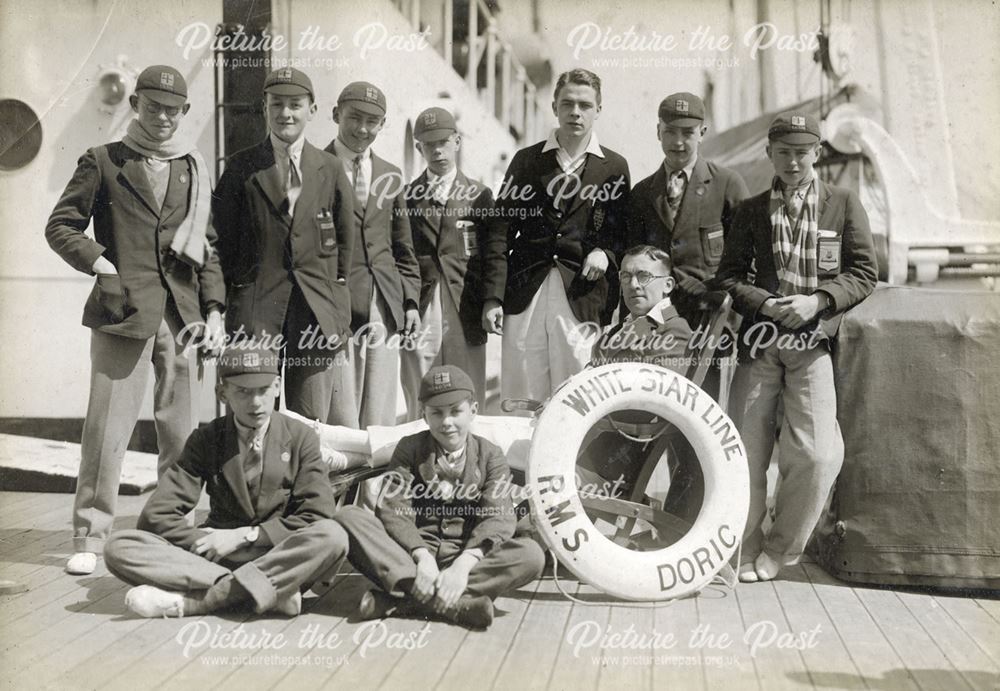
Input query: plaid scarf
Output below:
<box><xmin>769</xmin><ymin>177</ymin><xmax>818</xmax><ymax>296</ymax></box>
<box><xmin>123</xmin><ymin>120</ymin><xmax>213</xmax><ymax>268</ymax></box>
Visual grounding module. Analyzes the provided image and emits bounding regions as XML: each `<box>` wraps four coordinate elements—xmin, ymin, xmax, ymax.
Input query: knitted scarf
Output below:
<box><xmin>123</xmin><ymin>120</ymin><xmax>212</xmax><ymax>268</ymax></box>
<box><xmin>769</xmin><ymin>176</ymin><xmax>819</xmax><ymax>296</ymax></box>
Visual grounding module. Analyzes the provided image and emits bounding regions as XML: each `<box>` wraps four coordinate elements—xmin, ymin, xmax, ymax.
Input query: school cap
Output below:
<box><xmin>264</xmin><ymin>67</ymin><xmax>314</xmax><ymax>99</ymax></box>
<box><xmin>768</xmin><ymin>111</ymin><xmax>821</xmax><ymax>144</ymax></box>
<box><xmin>337</xmin><ymin>81</ymin><xmax>386</xmax><ymax>116</ymax></box>
<box><xmin>419</xmin><ymin>365</ymin><xmax>476</xmax><ymax>407</ymax></box>
<box><xmin>218</xmin><ymin>343</ymin><xmax>280</xmax><ymax>387</ymax></box>
<box><xmin>414</xmin><ymin>107</ymin><xmax>457</xmax><ymax>141</ymax></box>
<box><xmin>658</xmin><ymin>92</ymin><xmax>704</xmax><ymax>127</ymax></box>
<box><xmin>135</xmin><ymin>65</ymin><xmax>188</xmax><ymax>107</ymax></box>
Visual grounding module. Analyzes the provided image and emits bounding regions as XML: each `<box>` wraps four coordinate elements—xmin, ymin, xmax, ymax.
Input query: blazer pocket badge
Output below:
<box><xmin>457</xmin><ymin>220</ymin><xmax>479</xmax><ymax>258</ymax></box>
<box><xmin>318</xmin><ymin>210</ymin><xmax>337</xmax><ymax>255</ymax></box>
<box><xmin>817</xmin><ymin>235</ymin><xmax>842</xmax><ymax>273</ymax></box>
<box><xmin>699</xmin><ymin>225</ymin><xmax>725</xmax><ymax>264</ymax></box>
<box><xmin>593</xmin><ymin>205</ymin><xmax>606</xmax><ymax>233</ymax></box>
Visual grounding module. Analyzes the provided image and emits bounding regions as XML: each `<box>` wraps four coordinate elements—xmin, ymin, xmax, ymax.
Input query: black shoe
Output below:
<box><xmin>357</xmin><ymin>589</ymin><xmax>397</xmax><ymax>620</ymax></box>
<box><xmin>449</xmin><ymin>595</ymin><xmax>494</xmax><ymax>630</ymax></box>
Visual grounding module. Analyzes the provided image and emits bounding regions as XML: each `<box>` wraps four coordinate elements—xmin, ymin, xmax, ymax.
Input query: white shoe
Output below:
<box><xmin>66</xmin><ymin>552</ymin><xmax>98</xmax><ymax>575</ymax></box>
<box><xmin>754</xmin><ymin>553</ymin><xmax>782</xmax><ymax>581</ymax></box>
<box><xmin>125</xmin><ymin>585</ymin><xmax>186</xmax><ymax>618</ymax></box>
<box><xmin>272</xmin><ymin>591</ymin><xmax>302</xmax><ymax>617</ymax></box>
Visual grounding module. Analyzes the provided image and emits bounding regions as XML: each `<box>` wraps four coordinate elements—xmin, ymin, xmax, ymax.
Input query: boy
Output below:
<box><xmin>495</xmin><ymin>68</ymin><xmax>630</xmax><ymax>403</ymax></box>
<box><xmin>627</xmin><ymin>92</ymin><xmax>749</xmax><ymax>328</ymax></box>
<box><xmin>399</xmin><ymin>107</ymin><xmax>505</xmax><ymax>418</ymax></box>
<box><xmin>324</xmin><ymin>82</ymin><xmax>421</xmax><ymax>428</ymax></box>
<box><xmin>627</xmin><ymin>92</ymin><xmax>748</xmax><ymax>402</ymax></box>
<box><xmin>212</xmin><ymin>67</ymin><xmax>355</xmax><ymax>422</ymax></box>
<box><xmin>335</xmin><ymin>365</ymin><xmax>545</xmax><ymax>629</ymax></box>
<box><xmin>103</xmin><ymin>344</ymin><xmax>348</xmax><ymax>618</ymax></box>
<box><xmin>46</xmin><ymin>65</ymin><xmax>225</xmax><ymax>575</ymax></box>
<box><xmin>716</xmin><ymin>112</ymin><xmax>877</xmax><ymax>582</ymax></box>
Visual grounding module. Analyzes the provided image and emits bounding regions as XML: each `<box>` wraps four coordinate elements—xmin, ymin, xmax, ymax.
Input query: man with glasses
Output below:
<box><xmin>46</xmin><ymin>65</ymin><xmax>226</xmax><ymax>575</ymax></box>
<box><xmin>584</xmin><ymin>246</ymin><xmax>702</xmax><ymax>536</ymax></box>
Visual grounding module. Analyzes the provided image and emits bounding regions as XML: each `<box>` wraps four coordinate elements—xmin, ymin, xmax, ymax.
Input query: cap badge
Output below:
<box><xmin>676</xmin><ymin>99</ymin><xmax>689</xmax><ymax>112</ymax></box>
<box><xmin>791</xmin><ymin>115</ymin><xmax>806</xmax><ymax>127</ymax></box>
<box><xmin>365</xmin><ymin>86</ymin><xmax>378</xmax><ymax>101</ymax></box>
<box><xmin>432</xmin><ymin>371</ymin><xmax>451</xmax><ymax>389</ymax></box>
<box><xmin>277</xmin><ymin>68</ymin><xmax>292</xmax><ymax>81</ymax></box>
<box><xmin>242</xmin><ymin>352</ymin><xmax>260</xmax><ymax>368</ymax></box>
<box><xmin>160</xmin><ymin>72</ymin><xmax>175</xmax><ymax>88</ymax></box>
<box><xmin>423</xmin><ymin>112</ymin><xmax>437</xmax><ymax>125</ymax></box>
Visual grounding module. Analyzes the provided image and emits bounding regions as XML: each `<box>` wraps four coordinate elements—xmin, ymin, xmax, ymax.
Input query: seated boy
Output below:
<box><xmin>336</xmin><ymin>365</ymin><xmax>545</xmax><ymax>629</ymax></box>
<box><xmin>581</xmin><ymin>245</ymin><xmax>702</xmax><ymax>536</ymax></box>
<box><xmin>103</xmin><ymin>344</ymin><xmax>348</xmax><ymax>618</ymax></box>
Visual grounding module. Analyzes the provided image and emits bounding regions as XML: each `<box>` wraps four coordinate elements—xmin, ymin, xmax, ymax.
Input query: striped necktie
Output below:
<box><xmin>285</xmin><ymin>146</ymin><xmax>302</xmax><ymax>217</ymax></box>
<box><xmin>353</xmin><ymin>155</ymin><xmax>368</xmax><ymax>211</ymax></box>
<box><xmin>666</xmin><ymin>170</ymin><xmax>686</xmax><ymax>223</ymax></box>
<box><xmin>244</xmin><ymin>434</ymin><xmax>263</xmax><ymax>500</ymax></box>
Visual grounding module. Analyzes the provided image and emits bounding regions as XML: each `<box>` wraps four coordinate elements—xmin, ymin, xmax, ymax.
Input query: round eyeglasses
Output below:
<box><xmin>618</xmin><ymin>270</ymin><xmax>670</xmax><ymax>287</ymax></box>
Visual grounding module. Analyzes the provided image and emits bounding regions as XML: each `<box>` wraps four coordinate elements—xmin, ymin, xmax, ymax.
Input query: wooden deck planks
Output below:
<box><xmin>1</xmin><ymin>491</ymin><xmax>998</xmax><ymax>691</ymax></box>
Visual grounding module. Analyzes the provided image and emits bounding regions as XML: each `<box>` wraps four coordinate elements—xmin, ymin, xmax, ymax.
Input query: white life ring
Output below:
<box><xmin>526</xmin><ymin>363</ymin><xmax>750</xmax><ymax>601</ymax></box>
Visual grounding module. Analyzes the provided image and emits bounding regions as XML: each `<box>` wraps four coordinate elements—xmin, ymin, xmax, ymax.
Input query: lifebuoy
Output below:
<box><xmin>527</xmin><ymin>363</ymin><xmax>750</xmax><ymax>601</ymax></box>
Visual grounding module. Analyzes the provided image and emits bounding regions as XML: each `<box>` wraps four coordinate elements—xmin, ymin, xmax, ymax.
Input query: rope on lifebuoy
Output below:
<box><xmin>527</xmin><ymin>363</ymin><xmax>750</xmax><ymax>602</ymax></box>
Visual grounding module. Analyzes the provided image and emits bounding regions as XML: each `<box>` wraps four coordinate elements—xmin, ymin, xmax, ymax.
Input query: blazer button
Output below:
<box><xmin>556</xmin><ymin>233</ymin><xmax>563</xmax><ymax>238</ymax></box>
<box><xmin>552</xmin><ymin>254</ymin><xmax>559</xmax><ymax>260</ymax></box>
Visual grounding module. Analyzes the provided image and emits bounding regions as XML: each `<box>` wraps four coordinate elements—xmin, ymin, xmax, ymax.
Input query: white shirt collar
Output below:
<box><xmin>333</xmin><ymin>137</ymin><xmax>371</xmax><ymax>163</ymax></box>
<box><xmin>664</xmin><ymin>155</ymin><xmax>698</xmax><ymax>181</ymax></box>
<box><xmin>542</xmin><ymin>128</ymin><xmax>605</xmax><ymax>158</ymax></box>
<box><xmin>426</xmin><ymin>166</ymin><xmax>458</xmax><ymax>192</ymax></box>
<box><xmin>269</xmin><ymin>131</ymin><xmax>305</xmax><ymax>161</ymax></box>
<box><xmin>626</xmin><ymin>296</ymin><xmax>674</xmax><ymax>325</ymax></box>
<box><xmin>234</xmin><ymin>415</ymin><xmax>271</xmax><ymax>449</ymax></box>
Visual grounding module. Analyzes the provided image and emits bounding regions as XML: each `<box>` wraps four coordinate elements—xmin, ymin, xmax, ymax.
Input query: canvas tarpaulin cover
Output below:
<box><xmin>814</xmin><ymin>284</ymin><xmax>1000</xmax><ymax>589</ymax></box>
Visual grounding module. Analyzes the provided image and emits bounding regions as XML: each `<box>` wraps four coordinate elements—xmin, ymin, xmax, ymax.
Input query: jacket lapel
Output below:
<box><xmin>250</xmin><ymin>139</ymin><xmax>289</xmax><ymax>222</ymax></box>
<box><xmin>158</xmin><ymin>157</ymin><xmax>189</xmax><ymax>225</ymax></box>
<box><xmin>565</xmin><ymin>150</ymin><xmax>608</xmax><ymax>219</ymax></box>
<box><xmin>219</xmin><ymin>416</ymin><xmax>256</xmax><ymax>519</ymax></box>
<box><xmin>413</xmin><ymin>170</ymin><xmax>443</xmax><ymax>236</ymax></box>
<box><xmin>256</xmin><ymin>414</ymin><xmax>291</xmax><ymax>515</ymax></box>
<box><xmin>291</xmin><ymin>142</ymin><xmax>325</xmax><ymax>233</ymax></box>
<box><xmin>362</xmin><ymin>153</ymin><xmax>389</xmax><ymax>225</ymax></box>
<box><xmin>649</xmin><ymin>166</ymin><xmax>672</xmax><ymax>231</ymax></box>
<box><xmin>118</xmin><ymin>157</ymin><xmax>161</xmax><ymax>218</ymax></box>
<box><xmin>458</xmin><ymin>438</ymin><xmax>484</xmax><ymax>492</ymax></box>
<box><xmin>816</xmin><ymin>179</ymin><xmax>834</xmax><ymax>228</ymax></box>
<box><xmin>675</xmin><ymin>157</ymin><xmax>710</xmax><ymax>231</ymax></box>
<box><xmin>416</xmin><ymin>432</ymin><xmax>437</xmax><ymax>484</ymax></box>
<box><xmin>537</xmin><ymin>149</ymin><xmax>563</xmax><ymax>210</ymax></box>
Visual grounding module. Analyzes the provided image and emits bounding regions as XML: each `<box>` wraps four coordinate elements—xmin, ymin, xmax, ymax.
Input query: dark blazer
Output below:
<box><xmin>405</xmin><ymin>170</ymin><xmax>505</xmax><ymax>346</ymax></box>
<box><xmin>715</xmin><ymin>180</ymin><xmax>878</xmax><ymax>359</ymax></box>
<box><xmin>627</xmin><ymin>158</ymin><xmax>749</xmax><ymax>321</ymax></box>
<box><xmin>323</xmin><ymin>145</ymin><xmax>421</xmax><ymax>333</ymax></box>
<box><xmin>212</xmin><ymin>138</ymin><xmax>355</xmax><ymax>342</ymax></box>
<box><xmin>591</xmin><ymin>302</ymin><xmax>693</xmax><ymax>370</ymax></box>
<box><xmin>137</xmin><ymin>412</ymin><xmax>336</xmax><ymax>549</ymax></box>
<box><xmin>45</xmin><ymin>143</ymin><xmax>225</xmax><ymax>339</ymax></box>
<box><xmin>498</xmin><ymin>140</ymin><xmax>631</xmax><ymax>326</ymax></box>
<box><xmin>377</xmin><ymin>431</ymin><xmax>517</xmax><ymax>559</ymax></box>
